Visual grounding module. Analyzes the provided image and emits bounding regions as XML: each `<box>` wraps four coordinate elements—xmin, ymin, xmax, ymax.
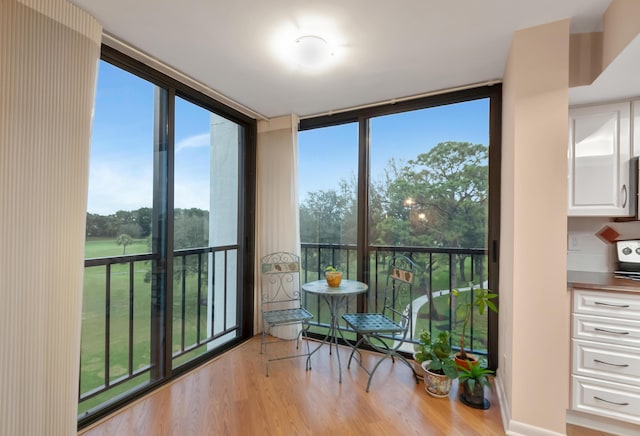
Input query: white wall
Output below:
<box><xmin>501</xmin><ymin>19</ymin><xmax>572</xmax><ymax>434</ymax></box>
<box><xmin>567</xmin><ymin>218</ymin><xmax>640</xmax><ymax>272</ymax></box>
<box><xmin>567</xmin><ymin>218</ymin><xmax>614</xmax><ymax>272</ymax></box>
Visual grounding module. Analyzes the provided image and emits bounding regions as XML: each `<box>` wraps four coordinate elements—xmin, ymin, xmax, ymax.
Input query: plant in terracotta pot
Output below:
<box><xmin>324</xmin><ymin>265</ymin><xmax>343</xmax><ymax>287</ymax></box>
<box><xmin>451</xmin><ymin>287</ymin><xmax>498</xmax><ymax>369</ymax></box>
<box><xmin>419</xmin><ymin>330</ymin><xmax>458</xmax><ymax>397</ymax></box>
<box><xmin>457</xmin><ymin>358</ymin><xmax>494</xmax><ymax>409</ymax></box>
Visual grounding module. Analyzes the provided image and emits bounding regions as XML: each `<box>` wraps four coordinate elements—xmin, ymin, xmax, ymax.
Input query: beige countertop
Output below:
<box><xmin>568</xmin><ymin>270</ymin><xmax>640</xmax><ymax>294</ymax></box>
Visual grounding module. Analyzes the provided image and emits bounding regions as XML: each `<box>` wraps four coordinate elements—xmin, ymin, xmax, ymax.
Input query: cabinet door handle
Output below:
<box><xmin>622</xmin><ymin>184</ymin><xmax>628</xmax><ymax>208</ymax></box>
<box><xmin>593</xmin><ymin>359</ymin><xmax>629</xmax><ymax>368</ymax></box>
<box><xmin>594</xmin><ymin>396</ymin><xmax>629</xmax><ymax>406</ymax></box>
<box><xmin>594</xmin><ymin>301</ymin><xmax>630</xmax><ymax>308</ymax></box>
<box><xmin>594</xmin><ymin>327</ymin><xmax>630</xmax><ymax>335</ymax></box>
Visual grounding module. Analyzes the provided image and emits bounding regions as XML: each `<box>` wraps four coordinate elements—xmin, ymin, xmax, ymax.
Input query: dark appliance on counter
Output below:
<box><xmin>614</xmin><ymin>239</ymin><xmax>640</xmax><ymax>280</ymax></box>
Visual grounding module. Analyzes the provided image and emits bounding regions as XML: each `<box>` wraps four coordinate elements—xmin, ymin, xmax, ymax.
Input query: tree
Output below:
<box><xmin>173</xmin><ymin>208</ymin><xmax>209</xmax><ymax>250</ymax></box>
<box><xmin>116</xmin><ymin>233</ymin><xmax>133</xmax><ymax>255</ymax></box>
<box><xmin>118</xmin><ymin>223</ymin><xmax>143</xmax><ymax>239</ymax></box>
<box><xmin>298</xmin><ymin>141</ymin><xmax>488</xmax><ymax>288</ymax></box>
<box><xmin>396</xmin><ymin>141</ymin><xmax>488</xmax><ymax>284</ymax></box>
<box><xmin>86</xmin><ymin>213</ymin><xmax>110</xmax><ymax>237</ymax></box>
<box><xmin>299</xmin><ymin>171</ymin><xmax>363</xmax><ymax>246</ymax></box>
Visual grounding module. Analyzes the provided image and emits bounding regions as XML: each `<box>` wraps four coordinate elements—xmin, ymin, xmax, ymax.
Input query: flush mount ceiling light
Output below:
<box><xmin>270</xmin><ymin>17</ymin><xmax>344</xmax><ymax>73</ymax></box>
<box><xmin>293</xmin><ymin>35</ymin><xmax>333</xmax><ymax>69</ymax></box>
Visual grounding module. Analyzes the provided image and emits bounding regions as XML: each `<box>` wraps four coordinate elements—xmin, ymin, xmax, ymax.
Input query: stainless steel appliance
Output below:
<box><xmin>615</xmin><ymin>239</ymin><xmax>640</xmax><ymax>279</ymax></box>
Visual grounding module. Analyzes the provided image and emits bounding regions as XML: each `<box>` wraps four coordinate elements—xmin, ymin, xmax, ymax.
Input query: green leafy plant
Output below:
<box><xmin>416</xmin><ymin>330</ymin><xmax>458</xmax><ymax>379</ymax></box>
<box><xmin>325</xmin><ymin>265</ymin><xmax>338</xmax><ymax>272</ymax></box>
<box><xmin>452</xmin><ymin>287</ymin><xmax>498</xmax><ymax>360</ymax></box>
<box><xmin>457</xmin><ymin>358</ymin><xmax>494</xmax><ymax>392</ymax></box>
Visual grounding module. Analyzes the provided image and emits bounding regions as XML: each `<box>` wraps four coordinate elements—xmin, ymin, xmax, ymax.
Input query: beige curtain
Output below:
<box><xmin>0</xmin><ymin>1</ymin><xmax>101</xmax><ymax>434</ymax></box>
<box><xmin>255</xmin><ymin>114</ymin><xmax>302</xmax><ymax>338</ymax></box>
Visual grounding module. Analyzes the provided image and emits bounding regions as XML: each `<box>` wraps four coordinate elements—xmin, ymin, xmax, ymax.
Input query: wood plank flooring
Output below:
<box><xmin>78</xmin><ymin>336</ymin><xmax>588</xmax><ymax>435</ymax></box>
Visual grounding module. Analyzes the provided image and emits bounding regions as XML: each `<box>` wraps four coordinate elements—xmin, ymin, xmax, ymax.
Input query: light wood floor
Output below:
<box><xmin>78</xmin><ymin>336</ymin><xmax>598</xmax><ymax>436</ymax></box>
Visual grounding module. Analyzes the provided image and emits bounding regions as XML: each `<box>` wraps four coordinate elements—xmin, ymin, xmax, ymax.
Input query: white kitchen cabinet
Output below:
<box><xmin>568</xmin><ymin>102</ymin><xmax>632</xmax><ymax>216</ymax></box>
<box><xmin>571</xmin><ymin>289</ymin><xmax>640</xmax><ymax>426</ymax></box>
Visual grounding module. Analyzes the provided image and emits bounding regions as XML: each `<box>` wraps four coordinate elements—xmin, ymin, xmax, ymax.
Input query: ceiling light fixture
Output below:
<box><xmin>293</xmin><ymin>35</ymin><xmax>333</xmax><ymax>69</ymax></box>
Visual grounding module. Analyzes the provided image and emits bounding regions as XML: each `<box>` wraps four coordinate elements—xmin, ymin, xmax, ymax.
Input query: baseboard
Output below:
<box><xmin>505</xmin><ymin>421</ymin><xmax>565</xmax><ymax>436</ymax></box>
<box><xmin>494</xmin><ymin>373</ymin><xmax>565</xmax><ymax>436</ymax></box>
<box><xmin>566</xmin><ymin>409</ymin><xmax>640</xmax><ymax>435</ymax></box>
<box><xmin>495</xmin><ymin>373</ymin><xmax>511</xmax><ymax>433</ymax></box>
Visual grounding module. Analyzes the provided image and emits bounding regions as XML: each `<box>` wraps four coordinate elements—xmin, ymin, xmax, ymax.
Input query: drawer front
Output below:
<box><xmin>574</xmin><ymin>289</ymin><xmax>640</xmax><ymax>320</ymax></box>
<box><xmin>573</xmin><ymin>313</ymin><xmax>640</xmax><ymax>347</ymax></box>
<box><xmin>572</xmin><ymin>375</ymin><xmax>640</xmax><ymax>425</ymax></box>
<box><xmin>573</xmin><ymin>339</ymin><xmax>640</xmax><ymax>386</ymax></box>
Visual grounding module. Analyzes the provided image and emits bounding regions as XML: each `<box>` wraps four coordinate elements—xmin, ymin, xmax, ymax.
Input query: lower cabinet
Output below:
<box><xmin>572</xmin><ymin>375</ymin><xmax>640</xmax><ymax>425</ymax></box>
<box><xmin>571</xmin><ymin>289</ymin><xmax>640</xmax><ymax>426</ymax></box>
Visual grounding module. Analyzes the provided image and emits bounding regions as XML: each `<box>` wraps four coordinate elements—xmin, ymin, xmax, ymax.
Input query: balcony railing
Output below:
<box><xmin>79</xmin><ymin>242</ymin><xmax>488</xmax><ymax>416</ymax></box>
<box><xmin>79</xmin><ymin>246</ymin><xmax>239</xmax><ymax>416</ymax></box>
<box><xmin>300</xmin><ymin>243</ymin><xmax>490</xmax><ymax>355</ymax></box>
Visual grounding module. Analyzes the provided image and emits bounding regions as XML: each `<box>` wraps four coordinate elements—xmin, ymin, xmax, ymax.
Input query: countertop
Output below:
<box><xmin>568</xmin><ymin>270</ymin><xmax>640</xmax><ymax>294</ymax></box>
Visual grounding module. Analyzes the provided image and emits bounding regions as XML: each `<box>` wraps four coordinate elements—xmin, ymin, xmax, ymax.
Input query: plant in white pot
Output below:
<box><xmin>412</xmin><ymin>329</ymin><xmax>431</xmax><ymax>379</ymax></box>
<box><xmin>419</xmin><ymin>330</ymin><xmax>458</xmax><ymax>397</ymax></box>
<box><xmin>451</xmin><ymin>287</ymin><xmax>498</xmax><ymax>369</ymax></box>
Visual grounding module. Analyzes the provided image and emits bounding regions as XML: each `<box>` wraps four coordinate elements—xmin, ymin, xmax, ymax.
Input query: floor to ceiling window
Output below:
<box><xmin>298</xmin><ymin>122</ymin><xmax>359</xmax><ymax>335</ymax></box>
<box><xmin>79</xmin><ymin>47</ymin><xmax>255</xmax><ymax>426</ymax></box>
<box><xmin>298</xmin><ymin>86</ymin><xmax>501</xmax><ymax>367</ymax></box>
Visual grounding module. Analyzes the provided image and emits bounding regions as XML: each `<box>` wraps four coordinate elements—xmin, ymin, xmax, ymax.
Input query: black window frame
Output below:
<box><xmin>78</xmin><ymin>45</ymin><xmax>256</xmax><ymax>429</ymax></box>
<box><xmin>298</xmin><ymin>84</ymin><xmax>502</xmax><ymax>368</ymax></box>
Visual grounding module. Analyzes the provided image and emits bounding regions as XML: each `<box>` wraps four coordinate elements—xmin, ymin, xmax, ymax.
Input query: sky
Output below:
<box><xmin>298</xmin><ymin>99</ymin><xmax>490</xmax><ymax>202</ymax></box>
<box><xmin>88</xmin><ymin>61</ymin><xmax>216</xmax><ymax>214</ymax></box>
<box><xmin>88</xmin><ymin>60</ymin><xmax>489</xmax><ymax>214</ymax></box>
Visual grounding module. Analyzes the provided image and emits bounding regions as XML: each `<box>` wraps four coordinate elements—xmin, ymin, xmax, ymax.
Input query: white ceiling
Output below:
<box><xmin>70</xmin><ymin>0</ymin><xmax>621</xmax><ymax>119</ymax></box>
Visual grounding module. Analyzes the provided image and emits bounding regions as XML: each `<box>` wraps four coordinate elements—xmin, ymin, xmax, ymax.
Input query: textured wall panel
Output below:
<box><xmin>0</xmin><ymin>1</ymin><xmax>101</xmax><ymax>434</ymax></box>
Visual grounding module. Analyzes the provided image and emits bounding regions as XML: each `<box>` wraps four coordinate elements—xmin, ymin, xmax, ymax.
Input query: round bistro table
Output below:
<box><xmin>302</xmin><ymin>279</ymin><xmax>368</xmax><ymax>383</ymax></box>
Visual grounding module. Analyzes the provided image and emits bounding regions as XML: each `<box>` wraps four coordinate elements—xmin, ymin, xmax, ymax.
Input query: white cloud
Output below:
<box><xmin>173</xmin><ymin>179</ymin><xmax>210</xmax><ymax>210</ymax></box>
<box><xmin>87</xmin><ymin>159</ymin><xmax>211</xmax><ymax>215</ymax></box>
<box><xmin>87</xmin><ymin>161</ymin><xmax>154</xmax><ymax>214</ymax></box>
<box><xmin>176</xmin><ymin>133</ymin><xmax>210</xmax><ymax>152</ymax></box>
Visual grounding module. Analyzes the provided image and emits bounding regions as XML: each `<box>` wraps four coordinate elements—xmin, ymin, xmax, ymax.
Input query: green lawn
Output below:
<box><xmin>84</xmin><ymin>237</ymin><xmax>149</xmax><ymax>258</ymax></box>
<box><xmin>79</xmin><ymin>237</ymin><xmax>208</xmax><ymax>414</ymax></box>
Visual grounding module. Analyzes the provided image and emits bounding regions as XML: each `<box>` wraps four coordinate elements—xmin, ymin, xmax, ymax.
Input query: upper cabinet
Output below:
<box><xmin>568</xmin><ymin>102</ymin><xmax>632</xmax><ymax>217</ymax></box>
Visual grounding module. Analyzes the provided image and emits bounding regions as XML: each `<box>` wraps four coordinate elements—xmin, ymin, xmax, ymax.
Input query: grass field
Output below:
<box><xmin>80</xmin><ymin>237</ymin><xmax>209</xmax><ymax>414</ymax></box>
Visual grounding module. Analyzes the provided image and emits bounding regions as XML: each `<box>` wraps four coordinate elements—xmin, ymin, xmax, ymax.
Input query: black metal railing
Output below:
<box><xmin>300</xmin><ymin>243</ymin><xmax>489</xmax><ymax>355</ymax></box>
<box><xmin>79</xmin><ymin>242</ymin><xmax>488</xmax><ymax>413</ymax></box>
<box><xmin>79</xmin><ymin>245</ymin><xmax>239</xmax><ymax>411</ymax></box>
<box><xmin>171</xmin><ymin>245</ymin><xmax>240</xmax><ymax>361</ymax></box>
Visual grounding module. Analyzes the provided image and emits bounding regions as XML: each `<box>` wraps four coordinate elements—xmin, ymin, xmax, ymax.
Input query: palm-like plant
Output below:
<box><xmin>452</xmin><ymin>287</ymin><xmax>498</xmax><ymax>360</ymax></box>
<box><xmin>457</xmin><ymin>358</ymin><xmax>494</xmax><ymax>392</ymax></box>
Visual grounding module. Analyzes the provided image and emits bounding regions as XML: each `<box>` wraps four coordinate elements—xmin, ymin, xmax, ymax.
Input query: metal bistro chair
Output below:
<box><xmin>260</xmin><ymin>252</ymin><xmax>314</xmax><ymax>376</ymax></box>
<box><xmin>342</xmin><ymin>254</ymin><xmax>420</xmax><ymax>391</ymax></box>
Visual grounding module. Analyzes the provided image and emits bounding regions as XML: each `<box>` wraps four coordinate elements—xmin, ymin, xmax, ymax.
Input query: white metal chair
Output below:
<box><xmin>342</xmin><ymin>254</ymin><xmax>420</xmax><ymax>391</ymax></box>
<box><xmin>260</xmin><ymin>252</ymin><xmax>314</xmax><ymax>376</ymax></box>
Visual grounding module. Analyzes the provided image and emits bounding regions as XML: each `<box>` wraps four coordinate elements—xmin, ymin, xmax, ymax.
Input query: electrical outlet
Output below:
<box><xmin>568</xmin><ymin>235</ymin><xmax>580</xmax><ymax>251</ymax></box>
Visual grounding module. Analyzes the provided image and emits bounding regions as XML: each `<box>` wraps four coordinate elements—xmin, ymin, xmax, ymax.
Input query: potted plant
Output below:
<box><xmin>412</xmin><ymin>329</ymin><xmax>431</xmax><ymax>379</ymax></box>
<box><xmin>418</xmin><ymin>330</ymin><xmax>458</xmax><ymax>397</ymax></box>
<box><xmin>457</xmin><ymin>358</ymin><xmax>494</xmax><ymax>409</ymax></box>
<box><xmin>324</xmin><ymin>265</ymin><xmax>343</xmax><ymax>287</ymax></box>
<box><xmin>451</xmin><ymin>287</ymin><xmax>498</xmax><ymax>369</ymax></box>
